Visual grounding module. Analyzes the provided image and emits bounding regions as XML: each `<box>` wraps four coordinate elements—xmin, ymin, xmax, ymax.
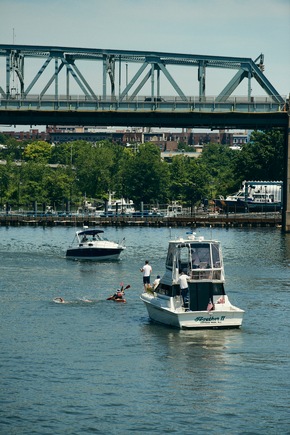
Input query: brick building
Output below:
<box><xmin>1</xmin><ymin>126</ymin><xmax>251</xmax><ymax>151</ymax></box>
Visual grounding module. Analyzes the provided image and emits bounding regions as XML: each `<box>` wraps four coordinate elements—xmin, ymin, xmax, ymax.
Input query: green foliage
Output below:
<box><xmin>74</xmin><ymin>141</ymin><xmax>117</xmax><ymax>198</ymax></box>
<box><xmin>4</xmin><ymin>138</ymin><xmax>23</xmax><ymax>161</ymax></box>
<box><xmin>234</xmin><ymin>129</ymin><xmax>284</xmax><ymax>181</ymax></box>
<box><xmin>199</xmin><ymin>144</ymin><xmax>240</xmax><ymax>197</ymax></box>
<box><xmin>0</xmin><ymin>130</ymin><xmax>284</xmax><ymax>209</ymax></box>
<box><xmin>0</xmin><ymin>133</ymin><xmax>9</xmax><ymax>144</ymax></box>
<box><xmin>19</xmin><ymin>162</ymin><xmax>48</xmax><ymax>204</ymax></box>
<box><xmin>50</xmin><ymin>142</ymin><xmax>73</xmax><ymax>165</ymax></box>
<box><xmin>124</xmin><ymin>143</ymin><xmax>170</xmax><ymax>205</ymax></box>
<box><xmin>43</xmin><ymin>170</ymin><xmax>74</xmax><ymax>205</ymax></box>
<box><xmin>177</xmin><ymin>142</ymin><xmax>194</xmax><ymax>152</ymax></box>
<box><xmin>169</xmin><ymin>155</ymin><xmax>212</xmax><ymax>204</ymax></box>
<box><xmin>23</xmin><ymin>141</ymin><xmax>52</xmax><ymax>163</ymax></box>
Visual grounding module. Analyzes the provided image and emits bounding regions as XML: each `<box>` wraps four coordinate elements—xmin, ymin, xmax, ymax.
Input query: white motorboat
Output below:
<box><xmin>164</xmin><ymin>201</ymin><xmax>183</xmax><ymax>217</ymax></box>
<box><xmin>140</xmin><ymin>232</ymin><xmax>244</xmax><ymax>329</ymax></box>
<box><xmin>66</xmin><ymin>228</ymin><xmax>126</xmax><ymax>261</ymax></box>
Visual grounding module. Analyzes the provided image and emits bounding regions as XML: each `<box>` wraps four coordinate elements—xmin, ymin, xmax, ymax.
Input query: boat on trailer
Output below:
<box><xmin>140</xmin><ymin>232</ymin><xmax>244</xmax><ymax>329</ymax></box>
<box><xmin>66</xmin><ymin>228</ymin><xmax>125</xmax><ymax>261</ymax></box>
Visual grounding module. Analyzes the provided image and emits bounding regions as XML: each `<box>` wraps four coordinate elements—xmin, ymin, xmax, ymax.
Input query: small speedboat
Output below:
<box><xmin>140</xmin><ymin>232</ymin><xmax>244</xmax><ymax>329</ymax></box>
<box><xmin>66</xmin><ymin>228</ymin><xmax>126</xmax><ymax>261</ymax></box>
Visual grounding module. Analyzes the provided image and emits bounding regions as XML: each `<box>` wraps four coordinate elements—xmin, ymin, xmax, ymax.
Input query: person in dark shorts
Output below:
<box><xmin>140</xmin><ymin>260</ymin><xmax>152</xmax><ymax>291</ymax></box>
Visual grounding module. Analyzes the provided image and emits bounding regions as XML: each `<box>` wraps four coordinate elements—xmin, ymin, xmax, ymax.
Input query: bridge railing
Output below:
<box><xmin>0</xmin><ymin>94</ymin><xmax>287</xmax><ymax>113</ymax></box>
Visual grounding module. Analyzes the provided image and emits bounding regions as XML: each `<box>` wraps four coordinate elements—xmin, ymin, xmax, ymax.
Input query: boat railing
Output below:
<box><xmin>190</xmin><ymin>266</ymin><xmax>223</xmax><ymax>280</ymax></box>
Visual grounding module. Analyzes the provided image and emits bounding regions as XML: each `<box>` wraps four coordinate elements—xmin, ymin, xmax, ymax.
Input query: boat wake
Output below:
<box><xmin>53</xmin><ymin>297</ymin><xmax>97</xmax><ymax>305</ymax></box>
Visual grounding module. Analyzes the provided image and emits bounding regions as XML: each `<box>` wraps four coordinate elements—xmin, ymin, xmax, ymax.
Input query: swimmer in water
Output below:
<box><xmin>53</xmin><ymin>297</ymin><xmax>65</xmax><ymax>303</ymax></box>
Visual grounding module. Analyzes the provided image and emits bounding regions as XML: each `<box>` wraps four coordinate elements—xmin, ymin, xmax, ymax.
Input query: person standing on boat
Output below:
<box><xmin>178</xmin><ymin>271</ymin><xmax>190</xmax><ymax>307</ymax></box>
<box><xmin>140</xmin><ymin>260</ymin><xmax>152</xmax><ymax>291</ymax></box>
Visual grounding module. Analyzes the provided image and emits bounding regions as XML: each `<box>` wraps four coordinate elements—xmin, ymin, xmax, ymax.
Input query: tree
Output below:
<box><xmin>125</xmin><ymin>143</ymin><xmax>170</xmax><ymax>206</ymax></box>
<box><xmin>23</xmin><ymin>141</ymin><xmax>52</xmax><ymax>163</ymax></box>
<box><xmin>4</xmin><ymin>137</ymin><xmax>23</xmax><ymax>161</ymax></box>
<box><xmin>234</xmin><ymin>129</ymin><xmax>284</xmax><ymax>181</ymax></box>
<box><xmin>43</xmin><ymin>169</ymin><xmax>74</xmax><ymax>207</ymax></box>
<box><xmin>199</xmin><ymin>144</ymin><xmax>240</xmax><ymax>197</ymax></box>
<box><xmin>74</xmin><ymin>141</ymin><xmax>117</xmax><ymax>199</ymax></box>
<box><xmin>0</xmin><ymin>133</ymin><xmax>9</xmax><ymax>145</ymax></box>
<box><xmin>187</xmin><ymin>158</ymin><xmax>212</xmax><ymax>204</ymax></box>
<box><xmin>168</xmin><ymin>155</ymin><xmax>211</xmax><ymax>205</ymax></box>
<box><xmin>50</xmin><ymin>142</ymin><xmax>74</xmax><ymax>165</ymax></box>
<box><xmin>111</xmin><ymin>145</ymin><xmax>135</xmax><ymax>200</ymax></box>
<box><xmin>19</xmin><ymin>162</ymin><xmax>48</xmax><ymax>206</ymax></box>
<box><xmin>169</xmin><ymin>155</ymin><xmax>191</xmax><ymax>201</ymax></box>
<box><xmin>0</xmin><ymin>163</ymin><xmax>12</xmax><ymax>205</ymax></box>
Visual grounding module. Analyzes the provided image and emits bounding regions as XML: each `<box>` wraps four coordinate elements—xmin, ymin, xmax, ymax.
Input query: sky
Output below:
<box><xmin>0</xmin><ymin>0</ymin><xmax>290</xmax><ymax>130</ymax></box>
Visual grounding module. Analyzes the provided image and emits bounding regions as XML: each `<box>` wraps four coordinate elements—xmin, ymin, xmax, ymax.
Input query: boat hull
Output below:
<box><xmin>140</xmin><ymin>293</ymin><xmax>244</xmax><ymax>329</ymax></box>
<box><xmin>214</xmin><ymin>199</ymin><xmax>282</xmax><ymax>213</ymax></box>
<box><xmin>66</xmin><ymin>247</ymin><xmax>123</xmax><ymax>261</ymax></box>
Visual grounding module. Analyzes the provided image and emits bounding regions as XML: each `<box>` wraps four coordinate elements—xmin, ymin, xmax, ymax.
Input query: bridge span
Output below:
<box><xmin>0</xmin><ymin>44</ymin><xmax>286</xmax><ymax>102</ymax></box>
<box><xmin>0</xmin><ymin>44</ymin><xmax>288</xmax><ymax>128</ymax></box>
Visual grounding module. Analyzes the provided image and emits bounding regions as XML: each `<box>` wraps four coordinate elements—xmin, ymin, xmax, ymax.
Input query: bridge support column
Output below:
<box><xmin>282</xmin><ymin>113</ymin><xmax>290</xmax><ymax>232</ymax></box>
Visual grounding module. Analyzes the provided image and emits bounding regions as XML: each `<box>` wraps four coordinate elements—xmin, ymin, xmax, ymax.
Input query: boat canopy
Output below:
<box><xmin>166</xmin><ymin>240</ymin><xmax>221</xmax><ymax>271</ymax></box>
<box><xmin>77</xmin><ymin>229</ymin><xmax>104</xmax><ymax>236</ymax></box>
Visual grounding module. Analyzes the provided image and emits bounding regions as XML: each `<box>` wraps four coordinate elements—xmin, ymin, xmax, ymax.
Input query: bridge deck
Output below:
<box><xmin>0</xmin><ymin>95</ymin><xmax>288</xmax><ymax>128</ymax></box>
<box><xmin>0</xmin><ymin>94</ymin><xmax>286</xmax><ymax>111</ymax></box>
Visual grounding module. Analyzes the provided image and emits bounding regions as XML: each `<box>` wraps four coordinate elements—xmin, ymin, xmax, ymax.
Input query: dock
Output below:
<box><xmin>0</xmin><ymin>213</ymin><xmax>282</xmax><ymax>228</ymax></box>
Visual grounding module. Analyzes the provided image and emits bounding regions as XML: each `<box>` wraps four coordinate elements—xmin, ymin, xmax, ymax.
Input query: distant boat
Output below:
<box><xmin>76</xmin><ymin>194</ymin><xmax>135</xmax><ymax>217</ymax></box>
<box><xmin>164</xmin><ymin>202</ymin><xmax>183</xmax><ymax>217</ymax></box>
<box><xmin>140</xmin><ymin>232</ymin><xmax>244</xmax><ymax>329</ymax></box>
<box><xmin>105</xmin><ymin>197</ymin><xmax>135</xmax><ymax>216</ymax></box>
<box><xmin>214</xmin><ymin>181</ymin><xmax>282</xmax><ymax>212</ymax></box>
<box><xmin>66</xmin><ymin>228</ymin><xmax>126</xmax><ymax>261</ymax></box>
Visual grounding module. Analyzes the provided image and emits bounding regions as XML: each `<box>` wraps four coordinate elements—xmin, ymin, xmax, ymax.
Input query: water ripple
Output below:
<box><xmin>1</xmin><ymin>226</ymin><xmax>290</xmax><ymax>434</ymax></box>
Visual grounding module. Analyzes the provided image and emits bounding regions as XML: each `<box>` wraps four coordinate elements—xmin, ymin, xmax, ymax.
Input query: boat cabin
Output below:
<box><xmin>166</xmin><ymin>203</ymin><xmax>183</xmax><ymax>217</ymax></box>
<box><xmin>165</xmin><ymin>237</ymin><xmax>223</xmax><ymax>278</ymax></box>
<box><xmin>156</xmin><ymin>235</ymin><xmax>226</xmax><ymax>311</ymax></box>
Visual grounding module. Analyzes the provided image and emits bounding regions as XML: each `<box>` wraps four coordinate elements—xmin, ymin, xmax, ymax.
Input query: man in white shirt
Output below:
<box><xmin>140</xmin><ymin>260</ymin><xmax>152</xmax><ymax>290</ymax></box>
<box><xmin>178</xmin><ymin>271</ymin><xmax>190</xmax><ymax>307</ymax></box>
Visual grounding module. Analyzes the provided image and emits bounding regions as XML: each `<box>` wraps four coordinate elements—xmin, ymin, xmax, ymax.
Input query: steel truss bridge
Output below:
<box><xmin>0</xmin><ymin>44</ymin><xmax>288</xmax><ymax>128</ymax></box>
<box><xmin>0</xmin><ymin>44</ymin><xmax>289</xmax><ymax>230</ymax></box>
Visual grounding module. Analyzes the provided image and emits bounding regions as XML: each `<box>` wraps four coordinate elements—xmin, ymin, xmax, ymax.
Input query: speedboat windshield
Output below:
<box><xmin>77</xmin><ymin>229</ymin><xmax>104</xmax><ymax>243</ymax></box>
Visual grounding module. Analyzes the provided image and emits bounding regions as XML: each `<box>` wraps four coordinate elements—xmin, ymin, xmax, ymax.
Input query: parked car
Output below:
<box><xmin>144</xmin><ymin>97</ymin><xmax>165</xmax><ymax>102</ymax></box>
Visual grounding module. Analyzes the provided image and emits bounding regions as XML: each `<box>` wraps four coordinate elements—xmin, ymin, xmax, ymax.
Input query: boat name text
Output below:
<box><xmin>195</xmin><ymin>316</ymin><xmax>226</xmax><ymax>323</ymax></box>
